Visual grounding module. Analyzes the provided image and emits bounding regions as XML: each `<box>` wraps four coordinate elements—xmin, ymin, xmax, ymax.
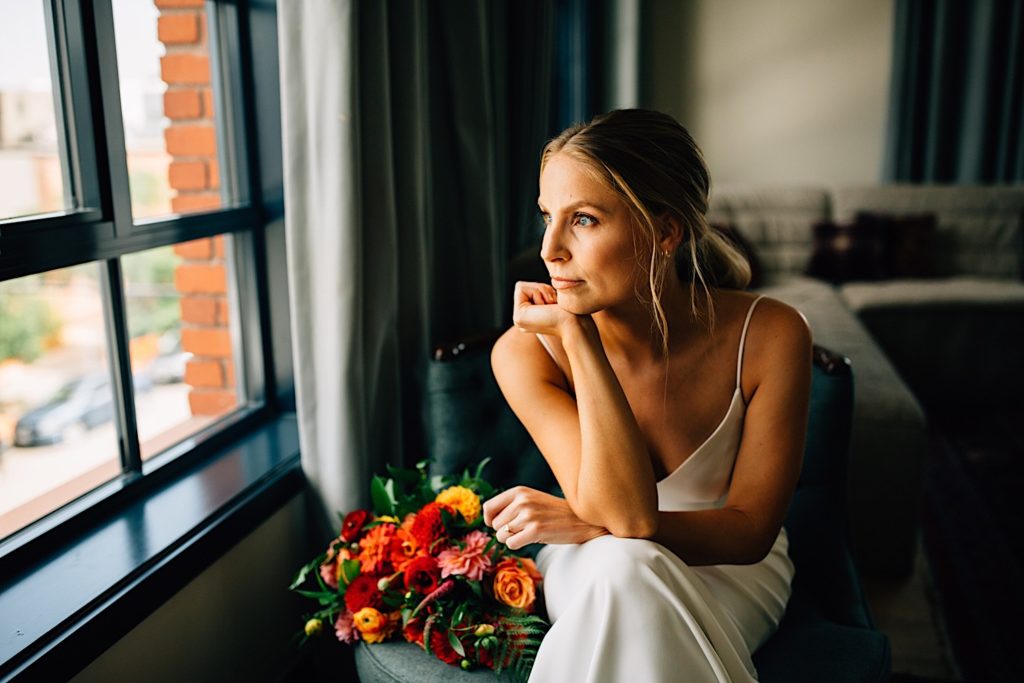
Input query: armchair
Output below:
<box><xmin>354</xmin><ymin>337</ymin><xmax>890</xmax><ymax>682</ymax></box>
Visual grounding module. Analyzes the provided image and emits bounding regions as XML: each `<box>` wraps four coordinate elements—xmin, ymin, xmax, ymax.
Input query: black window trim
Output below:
<box><xmin>0</xmin><ymin>2</ymin><xmax>290</xmax><ymax>673</ymax></box>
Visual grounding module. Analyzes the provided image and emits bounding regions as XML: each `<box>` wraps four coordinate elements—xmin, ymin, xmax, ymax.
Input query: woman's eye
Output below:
<box><xmin>539</xmin><ymin>212</ymin><xmax>551</xmax><ymax>225</ymax></box>
<box><xmin>575</xmin><ymin>213</ymin><xmax>596</xmax><ymax>227</ymax></box>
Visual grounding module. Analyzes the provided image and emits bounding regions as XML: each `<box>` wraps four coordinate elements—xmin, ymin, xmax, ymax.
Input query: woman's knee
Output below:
<box><xmin>580</xmin><ymin>535</ymin><xmax>680</xmax><ymax>583</ymax></box>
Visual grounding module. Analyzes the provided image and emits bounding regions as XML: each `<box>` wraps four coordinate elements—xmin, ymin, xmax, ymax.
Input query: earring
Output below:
<box><xmin>663</xmin><ymin>250</ymin><xmax>671</xmax><ymax>259</ymax></box>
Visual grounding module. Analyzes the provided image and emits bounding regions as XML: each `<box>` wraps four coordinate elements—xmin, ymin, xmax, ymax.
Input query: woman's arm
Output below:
<box><xmin>491</xmin><ymin>283</ymin><xmax>658</xmax><ymax>539</ymax></box>
<box><xmin>649</xmin><ymin>302</ymin><xmax>812</xmax><ymax>564</ymax></box>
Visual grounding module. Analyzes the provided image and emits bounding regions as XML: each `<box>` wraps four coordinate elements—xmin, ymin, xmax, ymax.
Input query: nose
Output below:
<box><xmin>540</xmin><ymin>220</ymin><xmax>569</xmax><ymax>263</ymax></box>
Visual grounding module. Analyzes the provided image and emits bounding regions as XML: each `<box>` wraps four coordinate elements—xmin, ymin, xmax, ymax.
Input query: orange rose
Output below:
<box><xmin>492</xmin><ymin>558</ymin><xmax>542</xmax><ymax>612</ymax></box>
<box><xmin>352</xmin><ymin>607</ymin><xmax>401</xmax><ymax>644</ymax></box>
<box><xmin>388</xmin><ymin>528</ymin><xmax>423</xmax><ymax>573</ymax></box>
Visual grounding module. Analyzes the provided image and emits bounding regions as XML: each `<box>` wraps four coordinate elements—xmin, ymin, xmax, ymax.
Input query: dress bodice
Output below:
<box><xmin>656</xmin><ymin>295</ymin><xmax>764</xmax><ymax>511</ymax></box>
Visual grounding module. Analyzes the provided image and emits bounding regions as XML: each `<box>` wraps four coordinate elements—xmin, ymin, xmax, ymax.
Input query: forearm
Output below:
<box><xmin>561</xmin><ymin>318</ymin><xmax>658</xmax><ymax>537</ymax></box>
<box><xmin>649</xmin><ymin>508</ymin><xmax>774</xmax><ymax>566</ymax></box>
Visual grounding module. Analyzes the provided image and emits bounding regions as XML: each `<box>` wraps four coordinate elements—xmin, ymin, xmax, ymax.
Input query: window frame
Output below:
<box><xmin>0</xmin><ymin>0</ymin><xmax>284</xmax><ymax>584</ymax></box>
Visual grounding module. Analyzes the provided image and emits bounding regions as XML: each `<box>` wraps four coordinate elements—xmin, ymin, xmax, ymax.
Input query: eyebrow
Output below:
<box><xmin>536</xmin><ymin>200</ymin><xmax>611</xmax><ymax>214</ymax></box>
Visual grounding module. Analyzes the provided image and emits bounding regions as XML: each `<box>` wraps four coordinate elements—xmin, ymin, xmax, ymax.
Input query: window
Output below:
<box><xmin>0</xmin><ymin>1</ymin><xmax>273</xmax><ymax>553</ymax></box>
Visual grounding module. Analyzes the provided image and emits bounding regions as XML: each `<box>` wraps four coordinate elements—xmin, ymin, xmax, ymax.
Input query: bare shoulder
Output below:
<box><xmin>490</xmin><ymin>326</ymin><xmax>567</xmax><ymax>391</ymax></box>
<box><xmin>732</xmin><ymin>292</ymin><xmax>813</xmax><ymax>399</ymax></box>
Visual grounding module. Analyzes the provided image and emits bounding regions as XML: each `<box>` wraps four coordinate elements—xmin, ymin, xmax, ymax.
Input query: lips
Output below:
<box><xmin>551</xmin><ymin>278</ymin><xmax>583</xmax><ymax>290</ymax></box>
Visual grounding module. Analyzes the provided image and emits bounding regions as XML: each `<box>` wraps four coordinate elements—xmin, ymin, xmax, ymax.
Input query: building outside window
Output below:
<box><xmin>0</xmin><ymin>0</ymin><xmax>271</xmax><ymax>548</ymax></box>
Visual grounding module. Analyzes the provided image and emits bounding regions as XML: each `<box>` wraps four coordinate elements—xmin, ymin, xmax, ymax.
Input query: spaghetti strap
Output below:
<box><xmin>536</xmin><ymin>333</ymin><xmax>558</xmax><ymax>364</ymax></box>
<box><xmin>736</xmin><ymin>295</ymin><xmax>765</xmax><ymax>389</ymax></box>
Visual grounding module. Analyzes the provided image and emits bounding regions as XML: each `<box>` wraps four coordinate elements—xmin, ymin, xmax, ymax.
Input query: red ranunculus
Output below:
<box><xmin>428</xmin><ymin>628</ymin><xmax>462</xmax><ymax>665</ymax></box>
<box><xmin>403</xmin><ymin>555</ymin><xmax>441</xmax><ymax>595</ymax></box>
<box><xmin>403</xmin><ymin>617</ymin><xmax>425</xmax><ymax>647</ymax></box>
<box><xmin>341</xmin><ymin>509</ymin><xmax>371</xmax><ymax>542</ymax></box>
<box><xmin>410</xmin><ymin>502</ymin><xmax>454</xmax><ymax>549</ymax></box>
<box><xmin>344</xmin><ymin>573</ymin><xmax>383</xmax><ymax>613</ymax></box>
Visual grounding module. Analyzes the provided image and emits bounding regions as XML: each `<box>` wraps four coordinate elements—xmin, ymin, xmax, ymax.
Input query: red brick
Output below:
<box><xmin>158</xmin><ymin>14</ymin><xmax>199</xmax><ymax>44</ymax></box>
<box><xmin>213</xmin><ymin>234</ymin><xmax>225</xmax><ymax>259</ymax></box>
<box><xmin>168</xmin><ymin>161</ymin><xmax>207</xmax><ymax>191</ymax></box>
<box><xmin>215</xmin><ymin>299</ymin><xmax>230</xmax><ymax>325</ymax></box>
<box><xmin>224</xmin><ymin>359</ymin><xmax>236</xmax><ymax>388</ymax></box>
<box><xmin>161</xmin><ymin>54</ymin><xmax>211</xmax><ymax>85</ymax></box>
<box><xmin>173</xmin><ymin>237</ymin><xmax>212</xmax><ymax>260</ymax></box>
<box><xmin>202</xmin><ymin>90</ymin><xmax>214</xmax><ymax>117</ymax></box>
<box><xmin>171</xmin><ymin>193</ymin><xmax>221</xmax><ymax>214</ymax></box>
<box><xmin>188</xmin><ymin>389</ymin><xmax>237</xmax><ymax>416</ymax></box>
<box><xmin>182</xmin><ymin>327</ymin><xmax>232</xmax><ymax>357</ymax></box>
<box><xmin>175</xmin><ymin>263</ymin><xmax>226</xmax><ymax>294</ymax></box>
<box><xmin>185</xmin><ymin>359</ymin><xmax>224</xmax><ymax>387</ymax></box>
<box><xmin>180</xmin><ymin>296</ymin><xmax>217</xmax><ymax>325</ymax></box>
<box><xmin>163</xmin><ymin>90</ymin><xmax>201</xmax><ymax>119</ymax></box>
<box><xmin>164</xmin><ymin>125</ymin><xmax>216</xmax><ymax>155</ymax></box>
<box><xmin>207</xmin><ymin>159</ymin><xmax>219</xmax><ymax>189</ymax></box>
<box><xmin>155</xmin><ymin>0</ymin><xmax>204</xmax><ymax>7</ymax></box>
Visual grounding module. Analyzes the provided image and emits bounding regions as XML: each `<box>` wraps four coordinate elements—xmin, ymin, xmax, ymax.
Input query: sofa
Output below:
<box><xmin>707</xmin><ymin>184</ymin><xmax>1024</xmax><ymax>578</ymax></box>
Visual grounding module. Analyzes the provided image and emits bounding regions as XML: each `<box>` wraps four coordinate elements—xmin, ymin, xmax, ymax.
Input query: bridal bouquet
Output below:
<box><xmin>290</xmin><ymin>458</ymin><xmax>548</xmax><ymax>681</ymax></box>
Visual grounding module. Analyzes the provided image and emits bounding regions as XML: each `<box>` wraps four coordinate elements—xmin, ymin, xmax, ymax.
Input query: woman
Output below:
<box><xmin>482</xmin><ymin>109</ymin><xmax>812</xmax><ymax>682</ymax></box>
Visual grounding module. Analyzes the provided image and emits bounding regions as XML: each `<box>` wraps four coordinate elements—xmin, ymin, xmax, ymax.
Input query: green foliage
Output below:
<box><xmin>122</xmin><ymin>247</ymin><xmax>180</xmax><ymax>338</ymax></box>
<box><xmin>0</xmin><ymin>295</ymin><xmax>59</xmax><ymax>362</ymax></box>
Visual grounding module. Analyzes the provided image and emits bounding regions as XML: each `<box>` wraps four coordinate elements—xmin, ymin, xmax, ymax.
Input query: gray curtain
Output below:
<box><xmin>279</xmin><ymin>1</ymin><xmax>554</xmax><ymax>524</ymax></box>
<box><xmin>884</xmin><ymin>0</ymin><xmax>1024</xmax><ymax>182</ymax></box>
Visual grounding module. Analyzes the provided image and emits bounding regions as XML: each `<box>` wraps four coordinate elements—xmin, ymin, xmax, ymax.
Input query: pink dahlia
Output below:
<box><xmin>334</xmin><ymin>610</ymin><xmax>360</xmax><ymax>644</ymax></box>
<box><xmin>436</xmin><ymin>529</ymin><xmax>493</xmax><ymax>581</ymax></box>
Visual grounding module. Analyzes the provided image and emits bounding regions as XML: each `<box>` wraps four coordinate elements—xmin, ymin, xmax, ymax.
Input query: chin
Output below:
<box><xmin>556</xmin><ymin>291</ymin><xmax>605</xmax><ymax>316</ymax></box>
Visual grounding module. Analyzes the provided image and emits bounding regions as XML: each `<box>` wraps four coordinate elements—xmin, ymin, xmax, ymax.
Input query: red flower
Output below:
<box><xmin>428</xmin><ymin>628</ymin><xmax>462</xmax><ymax>665</ymax></box>
<box><xmin>410</xmin><ymin>502</ymin><xmax>454</xmax><ymax>549</ymax></box>
<box><xmin>341</xmin><ymin>509</ymin><xmax>371</xmax><ymax>542</ymax></box>
<box><xmin>404</xmin><ymin>556</ymin><xmax>441</xmax><ymax>595</ymax></box>
<box><xmin>344</xmin><ymin>574</ymin><xmax>383</xmax><ymax>613</ymax></box>
<box><xmin>403</xmin><ymin>617</ymin><xmax>425</xmax><ymax>647</ymax></box>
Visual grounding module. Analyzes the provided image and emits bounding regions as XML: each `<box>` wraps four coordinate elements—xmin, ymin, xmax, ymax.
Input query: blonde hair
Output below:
<box><xmin>541</xmin><ymin>109</ymin><xmax>751</xmax><ymax>355</ymax></box>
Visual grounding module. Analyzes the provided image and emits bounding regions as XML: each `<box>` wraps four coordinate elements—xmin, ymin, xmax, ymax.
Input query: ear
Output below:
<box><xmin>658</xmin><ymin>214</ymin><xmax>685</xmax><ymax>253</ymax></box>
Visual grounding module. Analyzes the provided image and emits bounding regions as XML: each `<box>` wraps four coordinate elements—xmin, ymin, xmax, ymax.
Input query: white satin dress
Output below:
<box><xmin>529</xmin><ymin>295</ymin><xmax>794</xmax><ymax>682</ymax></box>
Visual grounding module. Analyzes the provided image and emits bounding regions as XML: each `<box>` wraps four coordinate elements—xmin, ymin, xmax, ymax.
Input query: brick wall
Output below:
<box><xmin>157</xmin><ymin>0</ymin><xmax>234</xmax><ymax>417</ymax></box>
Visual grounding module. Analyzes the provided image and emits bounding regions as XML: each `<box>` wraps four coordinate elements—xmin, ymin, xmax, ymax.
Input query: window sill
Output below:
<box><xmin>0</xmin><ymin>413</ymin><xmax>303</xmax><ymax>682</ymax></box>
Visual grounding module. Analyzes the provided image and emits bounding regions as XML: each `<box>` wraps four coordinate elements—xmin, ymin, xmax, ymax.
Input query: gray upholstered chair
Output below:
<box><xmin>354</xmin><ymin>338</ymin><xmax>891</xmax><ymax>682</ymax></box>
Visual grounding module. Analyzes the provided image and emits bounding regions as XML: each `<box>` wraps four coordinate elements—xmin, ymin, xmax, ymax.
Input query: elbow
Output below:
<box><xmin>739</xmin><ymin>527</ymin><xmax>780</xmax><ymax>565</ymax></box>
<box><xmin>610</xmin><ymin>514</ymin><xmax>659</xmax><ymax>540</ymax></box>
<box><xmin>575</xmin><ymin>497</ymin><xmax>658</xmax><ymax>540</ymax></box>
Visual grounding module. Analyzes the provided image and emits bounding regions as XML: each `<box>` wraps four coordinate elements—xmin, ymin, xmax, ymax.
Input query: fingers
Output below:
<box><xmin>514</xmin><ymin>281</ymin><xmax>557</xmax><ymax>307</ymax></box>
<box><xmin>482</xmin><ymin>487</ymin><xmax>517</xmax><ymax>527</ymax></box>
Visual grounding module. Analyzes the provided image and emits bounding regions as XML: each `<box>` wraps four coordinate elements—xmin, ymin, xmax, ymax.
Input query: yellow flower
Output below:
<box><xmin>304</xmin><ymin>618</ymin><xmax>323</xmax><ymax>636</ymax></box>
<box><xmin>435</xmin><ymin>485</ymin><xmax>481</xmax><ymax>524</ymax></box>
<box><xmin>352</xmin><ymin>607</ymin><xmax>400</xmax><ymax>644</ymax></box>
<box><xmin>375</xmin><ymin>515</ymin><xmax>400</xmax><ymax>524</ymax></box>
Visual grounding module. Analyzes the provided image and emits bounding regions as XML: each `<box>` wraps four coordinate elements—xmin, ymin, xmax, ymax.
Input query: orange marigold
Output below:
<box><xmin>358</xmin><ymin>523</ymin><xmax>397</xmax><ymax>575</ymax></box>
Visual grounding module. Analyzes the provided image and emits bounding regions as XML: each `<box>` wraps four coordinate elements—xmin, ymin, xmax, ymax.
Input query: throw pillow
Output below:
<box><xmin>855</xmin><ymin>211</ymin><xmax>936</xmax><ymax>279</ymax></box>
<box><xmin>805</xmin><ymin>220</ymin><xmax>887</xmax><ymax>284</ymax></box>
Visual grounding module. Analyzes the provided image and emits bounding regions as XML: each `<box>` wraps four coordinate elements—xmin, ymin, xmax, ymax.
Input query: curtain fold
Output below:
<box><xmin>279</xmin><ymin>1</ymin><xmax>555</xmax><ymax>525</ymax></box>
<box><xmin>884</xmin><ymin>0</ymin><xmax>1024</xmax><ymax>182</ymax></box>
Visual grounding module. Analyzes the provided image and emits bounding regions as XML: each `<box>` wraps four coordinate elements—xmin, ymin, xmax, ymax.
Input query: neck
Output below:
<box><xmin>592</xmin><ymin>273</ymin><xmax>708</xmax><ymax>365</ymax></box>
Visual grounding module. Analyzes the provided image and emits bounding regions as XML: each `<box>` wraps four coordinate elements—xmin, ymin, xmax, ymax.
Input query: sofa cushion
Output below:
<box><xmin>839</xmin><ymin>278</ymin><xmax>1024</xmax><ymax>409</ymax></box>
<box><xmin>708</xmin><ymin>187</ymin><xmax>831</xmax><ymax>279</ymax></box>
<box><xmin>755</xmin><ymin>275</ymin><xmax>928</xmax><ymax>577</ymax></box>
<box><xmin>832</xmin><ymin>185</ymin><xmax>1024</xmax><ymax>279</ymax></box>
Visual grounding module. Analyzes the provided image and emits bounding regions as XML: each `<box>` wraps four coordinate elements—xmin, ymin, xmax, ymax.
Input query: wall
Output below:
<box><xmin>641</xmin><ymin>0</ymin><xmax>894</xmax><ymax>186</ymax></box>
<box><xmin>71</xmin><ymin>493</ymin><xmax>310</xmax><ymax>683</ymax></box>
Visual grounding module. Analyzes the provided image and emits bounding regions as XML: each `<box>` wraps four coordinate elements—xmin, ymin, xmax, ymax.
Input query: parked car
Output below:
<box><xmin>13</xmin><ymin>371</ymin><xmax>153</xmax><ymax>447</ymax></box>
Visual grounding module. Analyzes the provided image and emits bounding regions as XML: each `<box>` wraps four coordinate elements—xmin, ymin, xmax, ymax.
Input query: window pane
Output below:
<box><xmin>0</xmin><ymin>2</ymin><xmax>72</xmax><ymax>220</ymax></box>
<box><xmin>123</xmin><ymin>236</ymin><xmax>243</xmax><ymax>460</ymax></box>
<box><xmin>112</xmin><ymin>0</ymin><xmax>237</xmax><ymax>221</ymax></box>
<box><xmin>0</xmin><ymin>265</ymin><xmax>120</xmax><ymax>541</ymax></box>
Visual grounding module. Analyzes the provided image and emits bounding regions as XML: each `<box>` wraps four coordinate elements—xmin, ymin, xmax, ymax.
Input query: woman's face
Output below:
<box><xmin>538</xmin><ymin>152</ymin><xmax>647</xmax><ymax>315</ymax></box>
